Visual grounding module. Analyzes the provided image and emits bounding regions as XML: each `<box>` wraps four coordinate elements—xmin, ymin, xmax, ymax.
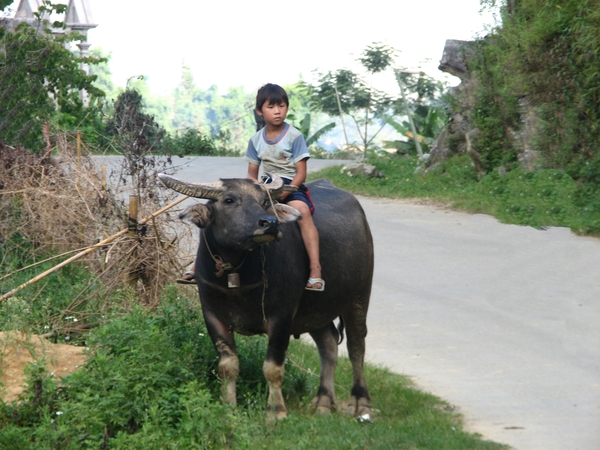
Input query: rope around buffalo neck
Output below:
<box><xmin>202</xmin><ymin>230</ymin><xmax>268</xmax><ymax>325</ymax></box>
<box><xmin>202</xmin><ymin>231</ymin><xmax>247</xmax><ymax>277</ymax></box>
<box><xmin>260</xmin><ymin>246</ymin><xmax>267</xmax><ymax>325</ymax></box>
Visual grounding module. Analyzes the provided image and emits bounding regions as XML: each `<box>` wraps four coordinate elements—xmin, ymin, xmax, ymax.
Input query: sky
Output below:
<box><xmin>6</xmin><ymin>0</ymin><xmax>498</xmax><ymax>95</ymax></box>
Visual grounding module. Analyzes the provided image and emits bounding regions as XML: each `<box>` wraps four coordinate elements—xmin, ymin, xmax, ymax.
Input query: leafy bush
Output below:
<box><xmin>473</xmin><ymin>0</ymin><xmax>600</xmax><ymax>182</ymax></box>
<box><xmin>0</xmin><ymin>4</ymin><xmax>105</xmax><ymax>151</ymax></box>
<box><xmin>161</xmin><ymin>128</ymin><xmax>218</xmax><ymax>156</ymax></box>
<box><xmin>0</xmin><ymin>292</ymin><xmax>318</xmax><ymax>448</ymax></box>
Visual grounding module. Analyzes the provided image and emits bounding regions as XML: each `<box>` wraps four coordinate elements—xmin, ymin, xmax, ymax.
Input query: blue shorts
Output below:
<box><xmin>262</xmin><ymin>175</ymin><xmax>315</xmax><ymax>214</ymax></box>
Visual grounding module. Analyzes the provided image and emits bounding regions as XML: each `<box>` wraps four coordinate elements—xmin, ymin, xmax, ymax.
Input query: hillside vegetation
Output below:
<box><xmin>466</xmin><ymin>0</ymin><xmax>600</xmax><ymax>233</ymax></box>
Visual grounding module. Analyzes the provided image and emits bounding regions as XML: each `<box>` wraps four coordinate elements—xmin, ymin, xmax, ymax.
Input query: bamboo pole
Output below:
<box><xmin>101</xmin><ymin>165</ymin><xmax>107</xmax><ymax>191</ymax></box>
<box><xmin>0</xmin><ymin>195</ymin><xmax>190</xmax><ymax>303</ymax></box>
<box><xmin>100</xmin><ymin>165</ymin><xmax>108</xmax><ymax>272</ymax></box>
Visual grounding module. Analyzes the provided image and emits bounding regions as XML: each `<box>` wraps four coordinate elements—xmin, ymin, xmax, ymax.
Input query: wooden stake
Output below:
<box><xmin>128</xmin><ymin>195</ymin><xmax>139</xmax><ymax>288</ymax></box>
<box><xmin>0</xmin><ymin>195</ymin><xmax>190</xmax><ymax>303</ymax></box>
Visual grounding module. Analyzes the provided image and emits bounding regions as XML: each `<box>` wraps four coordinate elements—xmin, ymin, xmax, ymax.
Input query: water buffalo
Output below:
<box><xmin>159</xmin><ymin>173</ymin><xmax>373</xmax><ymax>420</ymax></box>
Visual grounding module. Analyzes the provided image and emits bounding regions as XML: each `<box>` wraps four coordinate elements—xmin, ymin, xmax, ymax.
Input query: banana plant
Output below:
<box><xmin>288</xmin><ymin>112</ymin><xmax>336</xmax><ymax>146</ymax></box>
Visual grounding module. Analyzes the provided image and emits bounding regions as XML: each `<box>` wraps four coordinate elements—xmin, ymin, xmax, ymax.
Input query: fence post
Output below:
<box><xmin>127</xmin><ymin>196</ymin><xmax>139</xmax><ymax>290</ymax></box>
<box><xmin>100</xmin><ymin>165</ymin><xmax>107</xmax><ymax>272</ymax></box>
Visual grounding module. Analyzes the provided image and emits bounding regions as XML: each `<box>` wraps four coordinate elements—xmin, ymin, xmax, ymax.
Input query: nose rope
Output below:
<box><xmin>260</xmin><ymin>183</ymin><xmax>280</xmax><ymax>222</ymax></box>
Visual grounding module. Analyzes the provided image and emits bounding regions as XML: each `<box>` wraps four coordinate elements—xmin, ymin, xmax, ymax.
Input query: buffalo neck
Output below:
<box><xmin>200</xmin><ymin>227</ymin><xmax>255</xmax><ymax>274</ymax></box>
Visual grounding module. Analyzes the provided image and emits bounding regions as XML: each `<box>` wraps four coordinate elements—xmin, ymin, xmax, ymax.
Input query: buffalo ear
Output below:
<box><xmin>268</xmin><ymin>204</ymin><xmax>301</xmax><ymax>223</ymax></box>
<box><xmin>179</xmin><ymin>204</ymin><xmax>213</xmax><ymax>228</ymax></box>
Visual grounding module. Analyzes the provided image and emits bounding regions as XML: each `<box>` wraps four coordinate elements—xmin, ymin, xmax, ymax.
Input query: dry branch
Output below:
<box><xmin>0</xmin><ymin>194</ymin><xmax>189</xmax><ymax>303</ymax></box>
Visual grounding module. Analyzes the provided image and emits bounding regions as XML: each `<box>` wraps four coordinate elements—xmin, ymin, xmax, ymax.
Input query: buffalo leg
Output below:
<box><xmin>264</xmin><ymin>320</ymin><xmax>292</xmax><ymax>420</ymax></box>
<box><xmin>204</xmin><ymin>310</ymin><xmax>239</xmax><ymax>405</ymax></box>
<box><xmin>343</xmin><ymin>304</ymin><xmax>371</xmax><ymax>417</ymax></box>
<box><xmin>308</xmin><ymin>322</ymin><xmax>339</xmax><ymax>414</ymax></box>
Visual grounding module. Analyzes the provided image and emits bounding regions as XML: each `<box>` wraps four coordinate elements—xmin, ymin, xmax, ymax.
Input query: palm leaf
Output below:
<box><xmin>307</xmin><ymin>122</ymin><xmax>335</xmax><ymax>146</ymax></box>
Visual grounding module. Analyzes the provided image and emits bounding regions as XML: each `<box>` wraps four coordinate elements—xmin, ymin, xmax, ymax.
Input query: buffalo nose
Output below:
<box><xmin>258</xmin><ymin>216</ymin><xmax>278</xmax><ymax>233</ymax></box>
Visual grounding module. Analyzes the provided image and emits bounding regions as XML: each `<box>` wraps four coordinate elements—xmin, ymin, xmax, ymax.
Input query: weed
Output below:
<box><xmin>311</xmin><ymin>154</ymin><xmax>595</xmax><ymax>235</ymax></box>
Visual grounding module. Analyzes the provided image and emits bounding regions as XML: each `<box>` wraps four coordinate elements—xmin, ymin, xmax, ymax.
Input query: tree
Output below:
<box><xmin>88</xmin><ymin>47</ymin><xmax>116</xmax><ymax>99</ymax></box>
<box><xmin>105</xmin><ymin>88</ymin><xmax>166</xmax><ymax>196</ymax></box>
<box><xmin>301</xmin><ymin>43</ymin><xmax>397</xmax><ymax>152</ymax></box>
<box><xmin>386</xmin><ymin>70</ymin><xmax>448</xmax><ymax>155</ymax></box>
<box><xmin>302</xmin><ymin>43</ymin><xmax>449</xmax><ymax>155</ymax></box>
<box><xmin>0</xmin><ymin>1</ymin><xmax>105</xmax><ymax>150</ymax></box>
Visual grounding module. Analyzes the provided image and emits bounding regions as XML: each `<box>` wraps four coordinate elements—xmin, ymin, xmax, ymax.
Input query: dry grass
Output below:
<box><xmin>1</xmin><ymin>133</ymin><xmax>192</xmax><ymax>325</ymax></box>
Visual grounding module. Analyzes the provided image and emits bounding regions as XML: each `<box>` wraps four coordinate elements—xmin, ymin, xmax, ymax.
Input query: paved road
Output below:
<box><xmin>96</xmin><ymin>156</ymin><xmax>600</xmax><ymax>449</ymax></box>
<box><xmin>361</xmin><ymin>197</ymin><xmax>599</xmax><ymax>450</ymax></box>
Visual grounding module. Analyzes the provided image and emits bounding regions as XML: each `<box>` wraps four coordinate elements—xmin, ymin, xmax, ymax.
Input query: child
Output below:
<box><xmin>178</xmin><ymin>83</ymin><xmax>324</xmax><ymax>291</ymax></box>
<box><xmin>245</xmin><ymin>83</ymin><xmax>324</xmax><ymax>291</ymax></box>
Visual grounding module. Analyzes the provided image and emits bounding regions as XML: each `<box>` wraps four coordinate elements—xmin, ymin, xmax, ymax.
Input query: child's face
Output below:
<box><xmin>258</xmin><ymin>100</ymin><xmax>288</xmax><ymax>127</ymax></box>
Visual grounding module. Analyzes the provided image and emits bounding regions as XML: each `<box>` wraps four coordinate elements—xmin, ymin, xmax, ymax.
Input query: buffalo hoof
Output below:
<box><xmin>345</xmin><ymin>397</ymin><xmax>372</xmax><ymax>419</ymax></box>
<box><xmin>266</xmin><ymin>406</ymin><xmax>287</xmax><ymax>424</ymax></box>
<box><xmin>316</xmin><ymin>405</ymin><xmax>332</xmax><ymax>415</ymax></box>
<box><xmin>311</xmin><ymin>395</ymin><xmax>334</xmax><ymax>415</ymax></box>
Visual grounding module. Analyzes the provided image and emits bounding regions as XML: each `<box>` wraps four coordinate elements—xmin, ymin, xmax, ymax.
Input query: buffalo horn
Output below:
<box><xmin>158</xmin><ymin>173</ymin><xmax>223</xmax><ymax>200</ymax></box>
<box><xmin>261</xmin><ymin>173</ymin><xmax>289</xmax><ymax>199</ymax></box>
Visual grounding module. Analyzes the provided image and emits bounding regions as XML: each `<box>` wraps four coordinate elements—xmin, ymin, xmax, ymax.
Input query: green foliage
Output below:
<box><xmin>389</xmin><ymin>70</ymin><xmax>450</xmax><ymax>155</ymax></box>
<box><xmin>287</xmin><ymin>112</ymin><xmax>336</xmax><ymax>147</ymax></box>
<box><xmin>103</xmin><ymin>88</ymin><xmax>170</xmax><ymax>200</ymax></box>
<box><xmin>309</xmin><ymin>153</ymin><xmax>597</xmax><ymax>233</ymax></box>
<box><xmin>105</xmin><ymin>88</ymin><xmax>165</xmax><ymax>152</ymax></box>
<box><xmin>472</xmin><ymin>0</ymin><xmax>600</xmax><ymax>217</ymax></box>
<box><xmin>0</xmin><ymin>4</ymin><xmax>105</xmax><ymax>150</ymax></box>
<box><xmin>88</xmin><ymin>47</ymin><xmax>117</xmax><ymax>100</ymax></box>
<box><xmin>161</xmin><ymin>66</ymin><xmax>255</xmax><ymax>152</ymax></box>
<box><xmin>302</xmin><ymin>68</ymin><xmax>392</xmax><ymax>151</ymax></box>
<box><xmin>469</xmin><ymin>34</ymin><xmax>524</xmax><ymax>170</ymax></box>
<box><xmin>301</xmin><ymin>43</ymin><xmax>399</xmax><ymax>152</ymax></box>
<box><xmin>0</xmin><ymin>238</ymin><xmax>118</xmax><ymax>338</ymax></box>
<box><xmin>161</xmin><ymin>128</ymin><xmax>218</xmax><ymax>156</ymax></box>
<box><xmin>358</xmin><ymin>42</ymin><xmax>397</xmax><ymax>74</ymax></box>
<box><xmin>302</xmin><ymin>43</ymin><xmax>449</xmax><ymax>154</ymax></box>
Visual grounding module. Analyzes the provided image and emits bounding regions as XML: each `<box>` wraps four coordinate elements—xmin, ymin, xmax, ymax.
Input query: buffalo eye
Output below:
<box><xmin>223</xmin><ymin>197</ymin><xmax>236</xmax><ymax>205</ymax></box>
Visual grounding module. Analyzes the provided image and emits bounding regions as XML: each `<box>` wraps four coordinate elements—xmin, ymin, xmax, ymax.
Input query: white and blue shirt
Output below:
<box><xmin>244</xmin><ymin>123</ymin><xmax>310</xmax><ymax>180</ymax></box>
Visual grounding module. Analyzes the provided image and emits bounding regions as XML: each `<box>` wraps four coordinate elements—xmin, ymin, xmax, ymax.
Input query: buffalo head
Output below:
<box><xmin>158</xmin><ymin>173</ymin><xmax>301</xmax><ymax>251</ymax></box>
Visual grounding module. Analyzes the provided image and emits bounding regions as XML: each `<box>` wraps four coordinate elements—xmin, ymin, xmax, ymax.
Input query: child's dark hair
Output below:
<box><xmin>255</xmin><ymin>83</ymin><xmax>289</xmax><ymax>111</ymax></box>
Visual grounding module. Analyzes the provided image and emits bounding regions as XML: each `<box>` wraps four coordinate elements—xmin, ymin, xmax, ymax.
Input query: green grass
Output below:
<box><xmin>308</xmin><ymin>154</ymin><xmax>599</xmax><ymax>235</ymax></box>
<box><xmin>0</xmin><ymin>292</ymin><xmax>507</xmax><ymax>449</ymax></box>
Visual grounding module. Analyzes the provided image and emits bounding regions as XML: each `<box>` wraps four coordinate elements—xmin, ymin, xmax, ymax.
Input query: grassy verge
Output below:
<box><xmin>308</xmin><ymin>154</ymin><xmax>599</xmax><ymax>236</ymax></box>
<box><xmin>0</xmin><ymin>292</ymin><xmax>507</xmax><ymax>449</ymax></box>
